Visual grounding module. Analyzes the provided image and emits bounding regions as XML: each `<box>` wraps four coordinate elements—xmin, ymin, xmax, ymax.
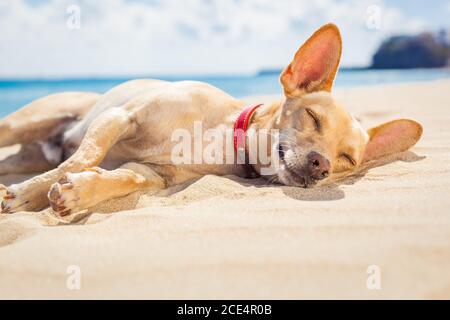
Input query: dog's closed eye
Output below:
<box><xmin>306</xmin><ymin>109</ymin><xmax>321</xmax><ymax>132</ymax></box>
<box><xmin>341</xmin><ymin>153</ymin><xmax>356</xmax><ymax>166</ymax></box>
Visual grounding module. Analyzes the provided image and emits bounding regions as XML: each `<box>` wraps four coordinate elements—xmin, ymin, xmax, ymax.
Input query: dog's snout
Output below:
<box><xmin>307</xmin><ymin>152</ymin><xmax>330</xmax><ymax>180</ymax></box>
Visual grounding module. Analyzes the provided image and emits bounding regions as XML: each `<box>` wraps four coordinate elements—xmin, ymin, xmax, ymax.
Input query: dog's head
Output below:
<box><xmin>273</xmin><ymin>24</ymin><xmax>423</xmax><ymax>188</ymax></box>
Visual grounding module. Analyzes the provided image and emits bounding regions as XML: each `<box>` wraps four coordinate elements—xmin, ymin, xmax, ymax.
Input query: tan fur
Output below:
<box><xmin>0</xmin><ymin>92</ymin><xmax>99</xmax><ymax>148</ymax></box>
<box><xmin>281</xmin><ymin>24</ymin><xmax>342</xmax><ymax>97</ymax></box>
<box><xmin>0</xmin><ymin>24</ymin><xmax>423</xmax><ymax>216</ymax></box>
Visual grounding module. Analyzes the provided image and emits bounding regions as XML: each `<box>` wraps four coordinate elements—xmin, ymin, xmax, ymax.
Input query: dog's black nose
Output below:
<box><xmin>278</xmin><ymin>144</ymin><xmax>285</xmax><ymax>161</ymax></box>
<box><xmin>307</xmin><ymin>152</ymin><xmax>330</xmax><ymax>180</ymax></box>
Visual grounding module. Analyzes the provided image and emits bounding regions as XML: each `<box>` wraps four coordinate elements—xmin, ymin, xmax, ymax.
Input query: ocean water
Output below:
<box><xmin>1</xmin><ymin>69</ymin><xmax>450</xmax><ymax>118</ymax></box>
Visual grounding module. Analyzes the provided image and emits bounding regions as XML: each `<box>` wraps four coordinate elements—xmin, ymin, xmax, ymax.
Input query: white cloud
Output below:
<box><xmin>0</xmin><ymin>0</ymin><xmax>429</xmax><ymax>77</ymax></box>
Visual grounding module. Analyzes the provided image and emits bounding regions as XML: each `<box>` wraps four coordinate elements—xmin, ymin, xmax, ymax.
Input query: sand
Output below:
<box><xmin>1</xmin><ymin>80</ymin><xmax>450</xmax><ymax>299</ymax></box>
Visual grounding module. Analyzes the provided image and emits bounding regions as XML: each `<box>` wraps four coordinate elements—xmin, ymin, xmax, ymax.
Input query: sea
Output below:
<box><xmin>1</xmin><ymin>68</ymin><xmax>450</xmax><ymax>118</ymax></box>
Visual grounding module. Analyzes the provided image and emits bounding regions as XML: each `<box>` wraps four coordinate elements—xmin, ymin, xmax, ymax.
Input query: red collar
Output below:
<box><xmin>233</xmin><ymin>104</ymin><xmax>263</xmax><ymax>165</ymax></box>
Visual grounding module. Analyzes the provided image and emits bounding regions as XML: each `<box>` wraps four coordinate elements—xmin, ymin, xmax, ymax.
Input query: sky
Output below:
<box><xmin>0</xmin><ymin>0</ymin><xmax>449</xmax><ymax>78</ymax></box>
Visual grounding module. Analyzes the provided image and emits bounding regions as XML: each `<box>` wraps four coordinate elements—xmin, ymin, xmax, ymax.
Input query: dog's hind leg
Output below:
<box><xmin>1</xmin><ymin>108</ymin><xmax>136</xmax><ymax>213</ymax></box>
<box><xmin>0</xmin><ymin>92</ymin><xmax>100</xmax><ymax>149</ymax></box>
<box><xmin>48</xmin><ymin>163</ymin><xmax>166</xmax><ymax>216</ymax></box>
<box><xmin>0</xmin><ymin>142</ymin><xmax>59</xmax><ymax>175</ymax></box>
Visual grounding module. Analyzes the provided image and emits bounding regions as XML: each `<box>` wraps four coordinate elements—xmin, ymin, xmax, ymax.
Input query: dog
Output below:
<box><xmin>0</xmin><ymin>24</ymin><xmax>423</xmax><ymax>216</ymax></box>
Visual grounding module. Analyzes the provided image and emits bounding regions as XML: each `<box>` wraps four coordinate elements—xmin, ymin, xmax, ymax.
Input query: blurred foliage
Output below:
<box><xmin>371</xmin><ymin>32</ymin><xmax>450</xmax><ymax>69</ymax></box>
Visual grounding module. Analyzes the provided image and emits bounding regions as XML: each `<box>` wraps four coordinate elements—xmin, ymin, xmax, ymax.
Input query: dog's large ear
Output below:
<box><xmin>280</xmin><ymin>23</ymin><xmax>342</xmax><ymax>98</ymax></box>
<box><xmin>363</xmin><ymin>119</ymin><xmax>423</xmax><ymax>162</ymax></box>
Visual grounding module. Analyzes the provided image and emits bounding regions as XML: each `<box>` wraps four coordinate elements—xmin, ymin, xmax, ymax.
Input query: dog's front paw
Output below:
<box><xmin>0</xmin><ymin>184</ymin><xmax>6</xmax><ymax>199</ymax></box>
<box><xmin>0</xmin><ymin>184</ymin><xmax>9</xmax><ymax>213</ymax></box>
<box><xmin>1</xmin><ymin>186</ymin><xmax>31</xmax><ymax>213</ymax></box>
<box><xmin>48</xmin><ymin>175</ymin><xmax>79</xmax><ymax>217</ymax></box>
<box><xmin>48</xmin><ymin>168</ymin><xmax>103</xmax><ymax>217</ymax></box>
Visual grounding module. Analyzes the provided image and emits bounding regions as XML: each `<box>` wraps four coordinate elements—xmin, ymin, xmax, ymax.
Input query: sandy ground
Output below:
<box><xmin>1</xmin><ymin>80</ymin><xmax>450</xmax><ymax>299</ymax></box>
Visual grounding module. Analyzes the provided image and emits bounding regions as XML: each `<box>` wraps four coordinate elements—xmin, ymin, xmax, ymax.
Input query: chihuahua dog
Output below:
<box><xmin>0</xmin><ymin>24</ymin><xmax>422</xmax><ymax>216</ymax></box>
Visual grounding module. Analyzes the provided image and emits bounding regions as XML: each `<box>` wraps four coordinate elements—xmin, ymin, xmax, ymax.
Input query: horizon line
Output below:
<box><xmin>0</xmin><ymin>65</ymin><xmax>375</xmax><ymax>82</ymax></box>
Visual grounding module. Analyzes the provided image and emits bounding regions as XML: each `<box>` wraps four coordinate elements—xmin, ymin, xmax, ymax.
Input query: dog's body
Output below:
<box><xmin>0</xmin><ymin>24</ymin><xmax>423</xmax><ymax>216</ymax></box>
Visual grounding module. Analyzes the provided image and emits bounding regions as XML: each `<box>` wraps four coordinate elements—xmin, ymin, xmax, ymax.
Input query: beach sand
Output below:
<box><xmin>1</xmin><ymin>80</ymin><xmax>450</xmax><ymax>299</ymax></box>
